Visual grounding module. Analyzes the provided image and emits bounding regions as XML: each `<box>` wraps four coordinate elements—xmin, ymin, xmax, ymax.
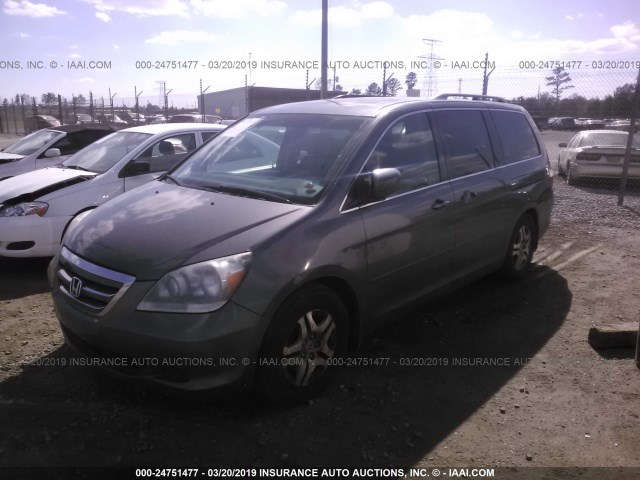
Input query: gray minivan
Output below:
<box><xmin>49</xmin><ymin>95</ymin><xmax>554</xmax><ymax>403</ymax></box>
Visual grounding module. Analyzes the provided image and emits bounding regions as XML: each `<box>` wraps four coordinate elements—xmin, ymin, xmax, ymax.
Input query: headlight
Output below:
<box><xmin>137</xmin><ymin>252</ymin><xmax>252</xmax><ymax>313</ymax></box>
<box><xmin>0</xmin><ymin>202</ymin><xmax>48</xmax><ymax>217</ymax></box>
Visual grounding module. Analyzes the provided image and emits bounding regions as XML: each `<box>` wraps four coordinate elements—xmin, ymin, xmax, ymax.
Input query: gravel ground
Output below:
<box><xmin>0</xmin><ymin>130</ymin><xmax>639</xmax><ymax>479</ymax></box>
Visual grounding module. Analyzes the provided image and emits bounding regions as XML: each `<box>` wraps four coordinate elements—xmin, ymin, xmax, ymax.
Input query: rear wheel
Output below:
<box><xmin>500</xmin><ymin>214</ymin><xmax>537</xmax><ymax>281</ymax></box>
<box><xmin>257</xmin><ymin>284</ymin><xmax>349</xmax><ymax>404</ymax></box>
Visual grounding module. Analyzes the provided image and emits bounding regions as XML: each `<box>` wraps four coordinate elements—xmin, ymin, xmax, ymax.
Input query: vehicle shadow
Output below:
<box><xmin>0</xmin><ymin>267</ymin><xmax>571</xmax><ymax>469</ymax></box>
<box><xmin>0</xmin><ymin>256</ymin><xmax>52</xmax><ymax>301</ymax></box>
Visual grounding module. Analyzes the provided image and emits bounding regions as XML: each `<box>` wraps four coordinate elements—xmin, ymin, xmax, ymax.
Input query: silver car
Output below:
<box><xmin>557</xmin><ymin>130</ymin><xmax>640</xmax><ymax>185</ymax></box>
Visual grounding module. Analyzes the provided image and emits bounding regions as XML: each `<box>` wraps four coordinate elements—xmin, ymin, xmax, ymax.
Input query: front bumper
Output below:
<box><xmin>0</xmin><ymin>215</ymin><xmax>69</xmax><ymax>258</ymax></box>
<box><xmin>50</xmin><ymin>253</ymin><xmax>267</xmax><ymax>395</ymax></box>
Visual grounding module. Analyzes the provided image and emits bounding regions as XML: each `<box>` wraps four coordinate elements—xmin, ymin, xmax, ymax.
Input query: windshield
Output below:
<box><xmin>580</xmin><ymin>133</ymin><xmax>640</xmax><ymax>148</ymax></box>
<box><xmin>3</xmin><ymin>129</ymin><xmax>62</xmax><ymax>156</ymax></box>
<box><xmin>61</xmin><ymin>131</ymin><xmax>151</xmax><ymax>173</ymax></box>
<box><xmin>170</xmin><ymin>113</ymin><xmax>366</xmax><ymax>205</ymax></box>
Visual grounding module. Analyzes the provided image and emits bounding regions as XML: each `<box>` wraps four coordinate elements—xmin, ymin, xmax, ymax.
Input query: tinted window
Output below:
<box><xmin>362</xmin><ymin>113</ymin><xmax>440</xmax><ymax>196</ymax></box>
<box><xmin>491</xmin><ymin>111</ymin><xmax>541</xmax><ymax>164</ymax></box>
<box><xmin>62</xmin><ymin>131</ymin><xmax>151</xmax><ymax>173</ymax></box>
<box><xmin>436</xmin><ymin>110</ymin><xmax>494</xmax><ymax>179</ymax></box>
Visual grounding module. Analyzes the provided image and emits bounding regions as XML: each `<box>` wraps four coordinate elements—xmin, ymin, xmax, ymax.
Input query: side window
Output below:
<box><xmin>201</xmin><ymin>131</ymin><xmax>219</xmax><ymax>143</ymax></box>
<box><xmin>134</xmin><ymin>133</ymin><xmax>197</xmax><ymax>173</ymax></box>
<box><xmin>491</xmin><ymin>111</ymin><xmax>541</xmax><ymax>164</ymax></box>
<box><xmin>436</xmin><ymin>110</ymin><xmax>495</xmax><ymax>179</ymax></box>
<box><xmin>49</xmin><ymin>134</ymin><xmax>76</xmax><ymax>155</ymax></box>
<box><xmin>362</xmin><ymin>113</ymin><xmax>440</xmax><ymax>196</ymax></box>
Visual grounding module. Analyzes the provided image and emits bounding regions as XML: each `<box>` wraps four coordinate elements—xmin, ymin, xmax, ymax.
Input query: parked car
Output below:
<box><xmin>557</xmin><ymin>130</ymin><xmax>640</xmax><ymax>185</ymax></box>
<box><xmin>96</xmin><ymin>113</ymin><xmax>128</xmax><ymax>130</ymax></box>
<box><xmin>0</xmin><ymin>124</ymin><xmax>115</xmax><ymax>180</ymax></box>
<box><xmin>0</xmin><ymin>123</ymin><xmax>227</xmax><ymax>258</ymax></box>
<box><xmin>168</xmin><ymin>114</ymin><xmax>222</xmax><ymax>124</ymax></box>
<box><xmin>550</xmin><ymin>117</ymin><xmax>576</xmax><ymax>131</ymax></box>
<box><xmin>604</xmin><ymin>119</ymin><xmax>639</xmax><ymax>133</ymax></box>
<box><xmin>24</xmin><ymin>115</ymin><xmax>61</xmax><ymax>132</ymax></box>
<box><xmin>48</xmin><ymin>95</ymin><xmax>553</xmax><ymax>403</ymax></box>
<box><xmin>72</xmin><ymin>113</ymin><xmax>96</xmax><ymax>125</ymax></box>
<box><xmin>128</xmin><ymin>113</ymin><xmax>146</xmax><ymax>126</ymax></box>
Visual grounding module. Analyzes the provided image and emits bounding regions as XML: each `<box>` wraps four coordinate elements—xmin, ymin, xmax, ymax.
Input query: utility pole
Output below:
<box><xmin>163</xmin><ymin>82</ymin><xmax>172</xmax><ymax>120</ymax></box>
<box><xmin>320</xmin><ymin>0</ymin><xmax>328</xmax><ymax>98</ymax></box>
<box><xmin>134</xmin><ymin>86</ymin><xmax>143</xmax><ymax>120</ymax></box>
<box><xmin>458</xmin><ymin>78</ymin><xmax>462</xmax><ymax>94</ymax></box>
<box><xmin>482</xmin><ymin>52</ymin><xmax>495</xmax><ymax>95</ymax></box>
<box><xmin>109</xmin><ymin>88</ymin><xmax>117</xmax><ymax>120</ymax></box>
<box><xmin>382</xmin><ymin>64</ymin><xmax>387</xmax><ymax>96</ymax></box>
<box><xmin>200</xmin><ymin>79</ymin><xmax>210</xmax><ymax>122</ymax></box>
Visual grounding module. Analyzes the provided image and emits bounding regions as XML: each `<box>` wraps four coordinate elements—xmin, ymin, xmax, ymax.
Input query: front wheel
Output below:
<box><xmin>256</xmin><ymin>284</ymin><xmax>349</xmax><ymax>404</ymax></box>
<box><xmin>500</xmin><ymin>214</ymin><xmax>537</xmax><ymax>281</ymax></box>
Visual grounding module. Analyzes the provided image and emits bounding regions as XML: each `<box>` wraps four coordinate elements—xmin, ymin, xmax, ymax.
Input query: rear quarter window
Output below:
<box><xmin>491</xmin><ymin>111</ymin><xmax>541</xmax><ymax>164</ymax></box>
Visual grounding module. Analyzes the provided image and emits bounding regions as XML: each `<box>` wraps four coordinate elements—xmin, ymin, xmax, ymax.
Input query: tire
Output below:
<box><xmin>256</xmin><ymin>284</ymin><xmax>349</xmax><ymax>404</ymax></box>
<box><xmin>500</xmin><ymin>214</ymin><xmax>537</xmax><ymax>281</ymax></box>
<box><xmin>557</xmin><ymin>158</ymin><xmax>565</xmax><ymax>177</ymax></box>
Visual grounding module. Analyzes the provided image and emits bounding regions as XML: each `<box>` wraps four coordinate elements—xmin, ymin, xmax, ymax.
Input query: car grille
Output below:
<box><xmin>57</xmin><ymin>247</ymin><xmax>135</xmax><ymax>316</ymax></box>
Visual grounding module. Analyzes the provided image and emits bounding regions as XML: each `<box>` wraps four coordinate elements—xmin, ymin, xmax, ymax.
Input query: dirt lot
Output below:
<box><xmin>0</xmin><ymin>131</ymin><xmax>639</xmax><ymax>478</ymax></box>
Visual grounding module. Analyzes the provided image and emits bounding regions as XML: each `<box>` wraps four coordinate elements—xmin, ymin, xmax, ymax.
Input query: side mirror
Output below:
<box><xmin>558</xmin><ymin>143</ymin><xmax>567</xmax><ymax>148</ymax></box>
<box><xmin>125</xmin><ymin>160</ymin><xmax>151</xmax><ymax>176</ymax></box>
<box><xmin>371</xmin><ymin>168</ymin><xmax>401</xmax><ymax>200</ymax></box>
<box><xmin>44</xmin><ymin>148</ymin><xmax>61</xmax><ymax>158</ymax></box>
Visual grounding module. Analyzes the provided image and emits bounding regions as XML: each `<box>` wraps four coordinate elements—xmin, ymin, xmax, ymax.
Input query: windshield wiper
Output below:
<box><xmin>63</xmin><ymin>165</ymin><xmax>93</xmax><ymax>172</ymax></box>
<box><xmin>197</xmin><ymin>184</ymin><xmax>291</xmax><ymax>204</ymax></box>
<box><xmin>163</xmin><ymin>174</ymin><xmax>184</xmax><ymax>186</ymax></box>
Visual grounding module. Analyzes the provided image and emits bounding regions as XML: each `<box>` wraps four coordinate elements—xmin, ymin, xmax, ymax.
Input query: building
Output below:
<box><xmin>198</xmin><ymin>86</ymin><xmax>342</xmax><ymax>120</ymax></box>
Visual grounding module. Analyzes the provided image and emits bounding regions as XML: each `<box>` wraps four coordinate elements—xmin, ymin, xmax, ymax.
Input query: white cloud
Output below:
<box><xmin>510</xmin><ymin>30</ymin><xmax>523</xmax><ymax>39</ymax></box>
<box><xmin>82</xmin><ymin>0</ymin><xmax>189</xmax><ymax>18</ymax></box>
<box><xmin>95</xmin><ymin>11</ymin><xmax>110</xmax><ymax>22</ymax></box>
<box><xmin>290</xmin><ymin>1</ymin><xmax>394</xmax><ymax>28</ymax></box>
<box><xmin>70</xmin><ymin>53</ymin><xmax>81</xmax><ymax>58</ymax></box>
<box><xmin>566</xmin><ymin>15</ymin><xmax>574</xmax><ymax>21</ymax></box>
<box><xmin>113</xmin><ymin>44</ymin><xmax>120</xmax><ymax>49</ymax></box>
<box><xmin>3</xmin><ymin>0</ymin><xmax>66</xmax><ymax>17</ymax></box>
<box><xmin>77</xmin><ymin>77</ymin><xmax>95</xmax><ymax>83</ymax></box>
<box><xmin>611</xmin><ymin>21</ymin><xmax>639</xmax><ymax>38</ymax></box>
<box><xmin>190</xmin><ymin>0</ymin><xmax>285</xmax><ymax>18</ymax></box>
<box><xmin>145</xmin><ymin>30</ymin><xmax>224</xmax><ymax>45</ymax></box>
<box><xmin>12</xmin><ymin>31</ymin><xmax>31</xmax><ymax>37</ymax></box>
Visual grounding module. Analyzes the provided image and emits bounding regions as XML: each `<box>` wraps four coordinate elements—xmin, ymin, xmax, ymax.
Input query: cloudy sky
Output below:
<box><xmin>1</xmin><ymin>0</ymin><xmax>639</xmax><ymax>108</ymax></box>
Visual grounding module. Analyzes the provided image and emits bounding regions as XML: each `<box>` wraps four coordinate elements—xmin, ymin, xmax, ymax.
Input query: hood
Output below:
<box><xmin>0</xmin><ymin>168</ymin><xmax>97</xmax><ymax>204</ymax></box>
<box><xmin>64</xmin><ymin>181</ymin><xmax>307</xmax><ymax>279</ymax></box>
<box><xmin>0</xmin><ymin>152</ymin><xmax>25</xmax><ymax>163</ymax></box>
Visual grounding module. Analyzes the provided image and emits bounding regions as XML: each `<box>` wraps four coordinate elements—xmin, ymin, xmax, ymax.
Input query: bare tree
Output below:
<box><xmin>384</xmin><ymin>78</ymin><xmax>403</xmax><ymax>96</ymax></box>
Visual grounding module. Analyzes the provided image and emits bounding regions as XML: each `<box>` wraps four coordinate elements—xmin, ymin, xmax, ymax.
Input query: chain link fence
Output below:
<box><xmin>1</xmin><ymin>66</ymin><xmax>639</xmax><ymax>206</ymax></box>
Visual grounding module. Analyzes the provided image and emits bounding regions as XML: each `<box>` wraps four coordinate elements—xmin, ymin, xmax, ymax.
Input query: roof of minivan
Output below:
<box><xmin>120</xmin><ymin>123</ymin><xmax>227</xmax><ymax>134</ymax></box>
<box><xmin>254</xmin><ymin>96</ymin><xmax>525</xmax><ymax>117</ymax></box>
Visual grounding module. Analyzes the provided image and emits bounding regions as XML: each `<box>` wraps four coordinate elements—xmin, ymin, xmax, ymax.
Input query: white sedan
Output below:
<box><xmin>0</xmin><ymin>123</ymin><xmax>226</xmax><ymax>258</ymax></box>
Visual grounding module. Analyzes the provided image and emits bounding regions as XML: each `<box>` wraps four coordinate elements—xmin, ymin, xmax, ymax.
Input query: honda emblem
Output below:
<box><xmin>69</xmin><ymin>277</ymin><xmax>83</xmax><ymax>298</ymax></box>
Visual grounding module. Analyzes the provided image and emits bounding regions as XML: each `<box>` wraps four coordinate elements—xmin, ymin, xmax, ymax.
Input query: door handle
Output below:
<box><xmin>431</xmin><ymin>198</ymin><xmax>450</xmax><ymax>210</ymax></box>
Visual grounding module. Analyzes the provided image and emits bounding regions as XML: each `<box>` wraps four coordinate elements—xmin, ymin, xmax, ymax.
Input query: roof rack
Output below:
<box><xmin>331</xmin><ymin>94</ymin><xmax>383</xmax><ymax>98</ymax></box>
<box><xmin>432</xmin><ymin>93</ymin><xmax>508</xmax><ymax>103</ymax></box>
